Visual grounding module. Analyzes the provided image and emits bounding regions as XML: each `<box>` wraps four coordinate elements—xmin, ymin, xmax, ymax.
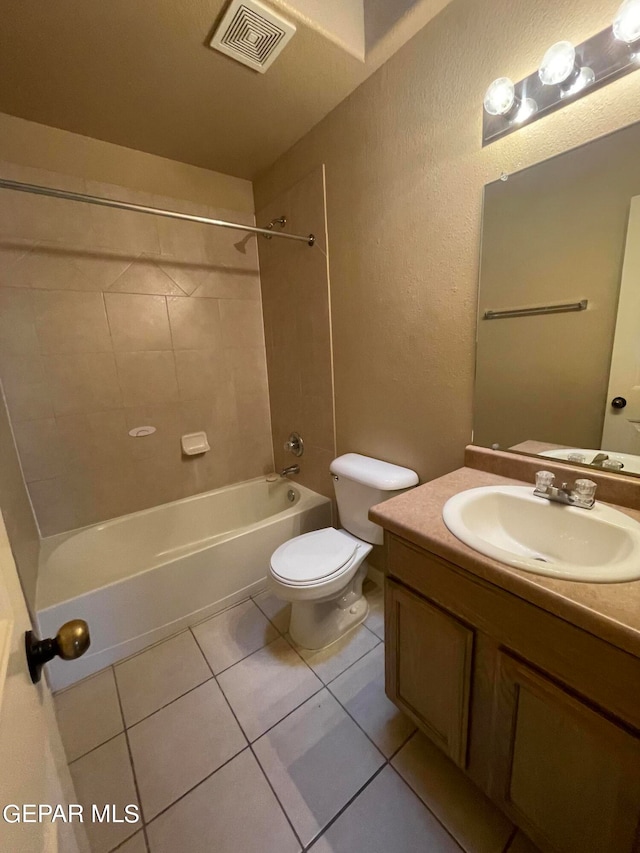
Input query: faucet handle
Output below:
<box><xmin>535</xmin><ymin>470</ymin><xmax>555</xmax><ymax>491</ymax></box>
<box><xmin>572</xmin><ymin>478</ymin><xmax>597</xmax><ymax>505</ymax></box>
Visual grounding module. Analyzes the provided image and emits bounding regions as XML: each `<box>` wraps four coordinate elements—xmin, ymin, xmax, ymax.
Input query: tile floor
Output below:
<box><xmin>54</xmin><ymin>581</ymin><xmax>539</xmax><ymax>853</ymax></box>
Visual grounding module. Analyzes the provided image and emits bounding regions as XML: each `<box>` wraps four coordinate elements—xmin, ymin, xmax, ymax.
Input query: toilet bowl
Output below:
<box><xmin>269</xmin><ymin>453</ymin><xmax>418</xmax><ymax>650</ymax></box>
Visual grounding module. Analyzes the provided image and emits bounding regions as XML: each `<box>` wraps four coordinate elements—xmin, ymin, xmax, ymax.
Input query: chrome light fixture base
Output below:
<box><xmin>483</xmin><ymin>23</ymin><xmax>640</xmax><ymax>146</ymax></box>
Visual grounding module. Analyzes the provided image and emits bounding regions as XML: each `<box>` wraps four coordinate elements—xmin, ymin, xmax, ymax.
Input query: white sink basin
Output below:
<box><xmin>442</xmin><ymin>486</ymin><xmax>640</xmax><ymax>583</ymax></box>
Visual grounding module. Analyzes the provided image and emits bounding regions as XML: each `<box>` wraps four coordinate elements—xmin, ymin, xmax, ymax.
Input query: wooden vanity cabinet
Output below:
<box><xmin>385</xmin><ymin>535</ymin><xmax>640</xmax><ymax>853</ymax></box>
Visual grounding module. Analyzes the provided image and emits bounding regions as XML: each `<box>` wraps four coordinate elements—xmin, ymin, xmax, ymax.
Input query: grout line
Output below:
<box><xmin>188</xmin><ymin>625</ymin><xmax>304</xmax><ymax>846</ymax></box>
<box><xmin>67</xmin><ymin>728</ymin><xmax>124</xmax><ymax>766</ymax></box>
<box><xmin>249</xmin><ymin>741</ymin><xmax>305</xmax><ymax>850</ymax></box>
<box><xmin>111</xmin><ymin>670</ymin><xmax>148</xmax><ymax>847</ymax></box>
<box><xmin>301</xmin><ymin>762</ymin><xmax>389</xmax><ymax>852</ymax></box>
<box><xmin>387</xmin><ymin>727</ymin><xmax>418</xmax><ymax>762</ymax></box>
<box><xmin>248</xmin><ymin>683</ymin><xmax>326</xmax><ymax>746</ymax></box>
<box><xmin>123</xmin><ymin>674</ymin><xmax>215</xmax><ymax>731</ymax></box>
<box><xmin>323</xmin><ymin>638</ymin><xmax>383</xmax><ymax>687</ymax></box>
<box><xmin>385</xmin><ymin>763</ymin><xmax>470</xmax><ymax>852</ymax></box>
<box><xmin>143</xmin><ymin>745</ymin><xmax>251</xmax><ymax>828</ymax></box>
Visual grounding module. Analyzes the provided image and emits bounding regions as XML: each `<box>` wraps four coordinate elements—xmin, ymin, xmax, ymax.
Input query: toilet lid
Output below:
<box><xmin>271</xmin><ymin>528</ymin><xmax>358</xmax><ymax>584</ymax></box>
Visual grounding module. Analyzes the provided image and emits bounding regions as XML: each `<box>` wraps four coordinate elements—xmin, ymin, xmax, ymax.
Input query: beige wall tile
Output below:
<box><xmin>28</xmin><ymin>477</ymin><xmax>79</xmax><ymax>536</ymax></box>
<box><xmin>56</xmin><ymin>409</ymin><xmax>129</xmax><ymax>468</ymax></box>
<box><xmin>301</xmin><ymin>393</ymin><xmax>334</xmax><ymax>453</ymax></box>
<box><xmin>105</xmin><ymin>292</ymin><xmax>172</xmax><ymax>351</ymax></box>
<box><xmin>167</xmin><ymin>296</ymin><xmax>221</xmax><ymax>350</ymax></box>
<box><xmin>115</xmin><ymin>351</ymin><xmax>179</xmax><ymax>407</ymax></box>
<box><xmin>0</xmin><ymin>387</ymin><xmax>40</xmax><ymax>604</ymax></box>
<box><xmin>3</xmin><ymin>244</ymin><xmax>133</xmax><ymax>293</ymax></box>
<box><xmin>219</xmin><ymin>299</ymin><xmax>265</xmax><ymax>349</ymax></box>
<box><xmin>191</xmin><ymin>269</ymin><xmax>261</xmax><ymax>300</ymax></box>
<box><xmin>45</xmin><ymin>352</ymin><xmax>122</xmax><ymax>415</ymax></box>
<box><xmin>32</xmin><ymin>290</ymin><xmax>112</xmax><ymax>353</ymax></box>
<box><xmin>0</xmin><ymin>287</ymin><xmax>39</xmax><ymax>354</ymax></box>
<box><xmin>4</xmin><ymin>381</ymin><xmax>53</xmax><ymax>422</ymax></box>
<box><xmin>85</xmin><ymin>181</ymin><xmax>160</xmax><ymax>255</ymax></box>
<box><xmin>0</xmin><ymin>352</ymin><xmax>46</xmax><ymax>390</ymax></box>
<box><xmin>108</xmin><ymin>257</ymin><xmax>186</xmax><ymax>296</ymax></box>
<box><xmin>154</xmin><ymin>256</ymin><xmax>207</xmax><ymax>296</ymax></box>
<box><xmin>13</xmin><ymin>418</ymin><xmax>65</xmax><ymax>481</ymax></box>
<box><xmin>0</xmin><ymin>240</ymin><xmax>36</xmax><ymax>287</ymax></box>
<box><xmin>174</xmin><ymin>349</ymin><xmax>227</xmax><ymax>401</ymax></box>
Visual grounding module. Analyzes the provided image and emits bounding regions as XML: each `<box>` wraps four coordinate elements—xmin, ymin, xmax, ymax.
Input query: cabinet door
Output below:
<box><xmin>490</xmin><ymin>653</ymin><xmax>640</xmax><ymax>853</ymax></box>
<box><xmin>385</xmin><ymin>580</ymin><xmax>474</xmax><ymax>766</ymax></box>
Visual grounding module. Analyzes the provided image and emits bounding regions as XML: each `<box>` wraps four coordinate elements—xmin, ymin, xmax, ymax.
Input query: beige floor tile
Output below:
<box><xmin>146</xmin><ymin>749</ymin><xmax>300</xmax><ymax>853</ymax></box>
<box><xmin>253</xmin><ymin>589</ymin><xmax>291</xmax><ymax>634</ymax></box>
<box><xmin>113</xmin><ymin>831</ymin><xmax>148</xmax><ymax>853</ymax></box>
<box><xmin>363</xmin><ymin>581</ymin><xmax>385</xmax><ymax>640</ymax></box>
<box><xmin>292</xmin><ymin>625</ymin><xmax>380</xmax><ymax>684</ymax></box>
<box><xmin>392</xmin><ymin>732</ymin><xmax>513</xmax><ymax>853</ymax></box>
<box><xmin>217</xmin><ymin>637</ymin><xmax>322</xmax><ymax>741</ymax></box>
<box><xmin>507</xmin><ymin>831</ymin><xmax>541</xmax><ymax>853</ymax></box>
<box><xmin>114</xmin><ymin>632</ymin><xmax>211</xmax><ymax>726</ymax></box>
<box><xmin>310</xmin><ymin>766</ymin><xmax>462</xmax><ymax>852</ymax></box>
<box><xmin>329</xmin><ymin>645</ymin><xmax>415</xmax><ymax>758</ymax></box>
<box><xmin>192</xmin><ymin>599</ymin><xmax>278</xmax><ymax>674</ymax></box>
<box><xmin>69</xmin><ymin>734</ymin><xmax>141</xmax><ymax>853</ymax></box>
<box><xmin>128</xmin><ymin>679</ymin><xmax>246</xmax><ymax>821</ymax></box>
<box><xmin>54</xmin><ymin>668</ymin><xmax>123</xmax><ymax>762</ymax></box>
<box><xmin>254</xmin><ymin>689</ymin><xmax>384</xmax><ymax>846</ymax></box>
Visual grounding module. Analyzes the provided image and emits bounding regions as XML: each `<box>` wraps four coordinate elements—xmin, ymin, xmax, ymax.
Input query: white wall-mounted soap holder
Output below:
<box><xmin>181</xmin><ymin>432</ymin><xmax>210</xmax><ymax>456</ymax></box>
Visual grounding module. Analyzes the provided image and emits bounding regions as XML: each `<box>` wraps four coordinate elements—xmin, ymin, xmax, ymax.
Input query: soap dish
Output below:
<box><xmin>181</xmin><ymin>432</ymin><xmax>210</xmax><ymax>456</ymax></box>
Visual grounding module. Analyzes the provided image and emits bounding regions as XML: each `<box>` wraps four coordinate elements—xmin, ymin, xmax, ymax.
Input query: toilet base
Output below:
<box><xmin>289</xmin><ymin>564</ymin><xmax>369</xmax><ymax>650</ymax></box>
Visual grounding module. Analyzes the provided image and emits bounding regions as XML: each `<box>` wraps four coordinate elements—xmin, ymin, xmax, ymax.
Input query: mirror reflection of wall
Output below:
<box><xmin>474</xmin><ymin>119</ymin><xmax>640</xmax><ymax>478</ymax></box>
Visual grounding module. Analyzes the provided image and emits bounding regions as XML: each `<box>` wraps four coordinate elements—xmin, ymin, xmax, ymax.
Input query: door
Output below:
<box><xmin>490</xmin><ymin>653</ymin><xmax>640</xmax><ymax>853</ymax></box>
<box><xmin>602</xmin><ymin>195</ymin><xmax>640</xmax><ymax>453</ymax></box>
<box><xmin>385</xmin><ymin>580</ymin><xmax>474</xmax><ymax>767</ymax></box>
<box><xmin>0</xmin><ymin>513</ymin><xmax>88</xmax><ymax>853</ymax></box>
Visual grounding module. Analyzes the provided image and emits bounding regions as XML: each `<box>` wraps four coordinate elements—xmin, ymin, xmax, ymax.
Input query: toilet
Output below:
<box><xmin>269</xmin><ymin>453</ymin><xmax>418</xmax><ymax>650</ymax></box>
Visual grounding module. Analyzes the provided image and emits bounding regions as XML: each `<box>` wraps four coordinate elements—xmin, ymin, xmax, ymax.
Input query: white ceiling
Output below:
<box><xmin>0</xmin><ymin>0</ymin><xmax>452</xmax><ymax>179</ymax></box>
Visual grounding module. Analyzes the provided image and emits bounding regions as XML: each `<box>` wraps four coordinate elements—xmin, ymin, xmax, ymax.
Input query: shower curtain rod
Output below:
<box><xmin>0</xmin><ymin>177</ymin><xmax>316</xmax><ymax>247</ymax></box>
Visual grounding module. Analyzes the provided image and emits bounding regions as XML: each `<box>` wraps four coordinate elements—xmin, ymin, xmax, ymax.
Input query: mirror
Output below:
<box><xmin>475</xmin><ymin>120</ymin><xmax>640</xmax><ymax>478</ymax></box>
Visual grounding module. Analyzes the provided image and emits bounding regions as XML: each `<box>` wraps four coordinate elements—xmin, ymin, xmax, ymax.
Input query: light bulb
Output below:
<box><xmin>483</xmin><ymin>77</ymin><xmax>516</xmax><ymax>116</ymax></box>
<box><xmin>614</xmin><ymin>0</ymin><xmax>640</xmax><ymax>44</ymax></box>
<box><xmin>539</xmin><ymin>41</ymin><xmax>577</xmax><ymax>85</ymax></box>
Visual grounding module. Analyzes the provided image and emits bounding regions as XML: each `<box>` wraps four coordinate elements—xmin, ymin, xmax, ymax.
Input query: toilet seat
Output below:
<box><xmin>270</xmin><ymin>528</ymin><xmax>358</xmax><ymax>586</ymax></box>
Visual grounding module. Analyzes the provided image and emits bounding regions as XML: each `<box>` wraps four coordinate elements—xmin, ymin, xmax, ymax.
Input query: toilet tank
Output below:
<box><xmin>329</xmin><ymin>453</ymin><xmax>419</xmax><ymax>545</ymax></box>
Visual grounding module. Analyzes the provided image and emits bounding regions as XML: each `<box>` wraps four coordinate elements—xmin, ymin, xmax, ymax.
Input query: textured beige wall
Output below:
<box><xmin>0</xmin><ymin>113</ymin><xmax>254</xmax><ymax>213</ymax></box>
<box><xmin>0</xmin><ymin>387</ymin><xmax>39</xmax><ymax>606</ymax></box>
<box><xmin>255</xmin><ymin>0</ymin><xmax>640</xmax><ymax>484</ymax></box>
<box><xmin>258</xmin><ymin>166</ymin><xmax>336</xmax><ymax>498</ymax></box>
<box><xmin>475</xmin><ymin>122</ymin><xmax>640</xmax><ymax>451</ymax></box>
<box><xmin>0</xmin><ymin>161</ymin><xmax>272</xmax><ymax>535</ymax></box>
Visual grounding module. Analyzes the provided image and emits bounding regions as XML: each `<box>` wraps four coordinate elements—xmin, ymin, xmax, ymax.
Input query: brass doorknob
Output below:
<box><xmin>25</xmin><ymin>619</ymin><xmax>91</xmax><ymax>684</ymax></box>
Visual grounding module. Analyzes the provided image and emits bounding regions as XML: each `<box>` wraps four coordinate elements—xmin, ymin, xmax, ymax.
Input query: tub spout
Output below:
<box><xmin>280</xmin><ymin>465</ymin><xmax>300</xmax><ymax>477</ymax></box>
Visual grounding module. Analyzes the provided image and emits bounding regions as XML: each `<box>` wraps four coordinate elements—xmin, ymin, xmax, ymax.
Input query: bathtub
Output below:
<box><xmin>36</xmin><ymin>478</ymin><xmax>332</xmax><ymax>690</ymax></box>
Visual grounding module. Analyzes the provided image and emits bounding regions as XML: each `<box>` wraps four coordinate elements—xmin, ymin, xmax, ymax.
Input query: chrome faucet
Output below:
<box><xmin>590</xmin><ymin>452</ymin><xmax>609</xmax><ymax>467</ymax></box>
<box><xmin>279</xmin><ymin>465</ymin><xmax>300</xmax><ymax>477</ymax></box>
<box><xmin>533</xmin><ymin>470</ymin><xmax>597</xmax><ymax>509</ymax></box>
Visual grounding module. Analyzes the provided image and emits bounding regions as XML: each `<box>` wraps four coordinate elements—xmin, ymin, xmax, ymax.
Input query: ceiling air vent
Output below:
<box><xmin>209</xmin><ymin>0</ymin><xmax>296</xmax><ymax>73</ymax></box>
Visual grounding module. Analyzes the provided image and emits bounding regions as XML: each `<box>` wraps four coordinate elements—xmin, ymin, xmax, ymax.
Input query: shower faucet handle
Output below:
<box><xmin>284</xmin><ymin>432</ymin><xmax>304</xmax><ymax>457</ymax></box>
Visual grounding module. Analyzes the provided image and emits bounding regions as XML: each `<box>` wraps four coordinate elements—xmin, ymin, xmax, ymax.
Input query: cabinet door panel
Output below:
<box><xmin>386</xmin><ymin>580</ymin><xmax>474</xmax><ymax>766</ymax></box>
<box><xmin>491</xmin><ymin>653</ymin><xmax>640</xmax><ymax>853</ymax></box>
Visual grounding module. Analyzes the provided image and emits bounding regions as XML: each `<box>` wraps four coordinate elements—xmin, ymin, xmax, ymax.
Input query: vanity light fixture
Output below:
<box><xmin>483</xmin><ymin>6</ymin><xmax>640</xmax><ymax>145</ymax></box>
<box><xmin>538</xmin><ymin>41</ymin><xmax>595</xmax><ymax>97</ymax></box>
<box><xmin>483</xmin><ymin>78</ymin><xmax>537</xmax><ymax>123</ymax></box>
<box><xmin>614</xmin><ymin>0</ymin><xmax>640</xmax><ymax>45</ymax></box>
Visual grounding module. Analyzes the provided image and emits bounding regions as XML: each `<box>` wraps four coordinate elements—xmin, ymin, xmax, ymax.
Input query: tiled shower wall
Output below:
<box><xmin>258</xmin><ymin>166</ymin><xmax>336</xmax><ymax>498</ymax></box>
<box><xmin>0</xmin><ymin>162</ymin><xmax>273</xmax><ymax>536</ymax></box>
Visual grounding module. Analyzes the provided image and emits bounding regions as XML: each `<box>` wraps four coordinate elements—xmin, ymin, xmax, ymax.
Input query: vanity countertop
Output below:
<box><xmin>370</xmin><ymin>466</ymin><xmax>640</xmax><ymax>660</ymax></box>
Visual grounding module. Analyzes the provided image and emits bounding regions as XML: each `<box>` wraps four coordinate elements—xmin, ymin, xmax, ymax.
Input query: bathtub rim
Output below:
<box><xmin>36</xmin><ymin>477</ymin><xmax>332</xmax><ymax>612</ymax></box>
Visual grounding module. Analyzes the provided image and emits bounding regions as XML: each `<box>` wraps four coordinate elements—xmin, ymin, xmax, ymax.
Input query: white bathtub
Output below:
<box><xmin>36</xmin><ymin>478</ymin><xmax>332</xmax><ymax>690</ymax></box>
